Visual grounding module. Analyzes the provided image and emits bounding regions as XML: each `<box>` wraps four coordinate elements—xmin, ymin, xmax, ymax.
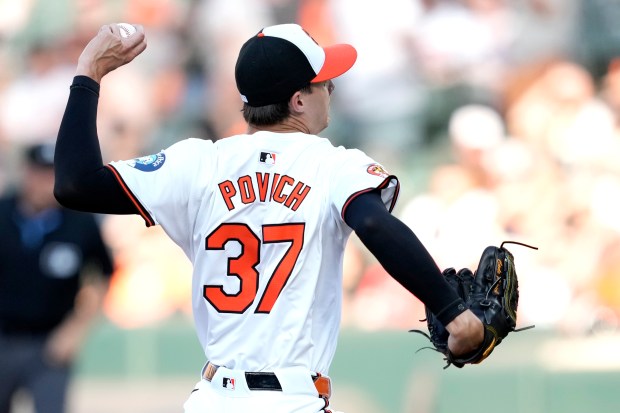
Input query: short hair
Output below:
<box><xmin>242</xmin><ymin>84</ymin><xmax>313</xmax><ymax>127</ymax></box>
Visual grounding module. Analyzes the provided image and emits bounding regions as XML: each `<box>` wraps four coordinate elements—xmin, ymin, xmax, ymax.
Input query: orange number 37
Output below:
<box><xmin>203</xmin><ymin>223</ymin><xmax>305</xmax><ymax>314</ymax></box>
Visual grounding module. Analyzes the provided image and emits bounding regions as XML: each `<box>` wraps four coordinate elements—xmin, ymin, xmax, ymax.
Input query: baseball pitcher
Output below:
<box><xmin>54</xmin><ymin>23</ymin><xmax>484</xmax><ymax>413</ymax></box>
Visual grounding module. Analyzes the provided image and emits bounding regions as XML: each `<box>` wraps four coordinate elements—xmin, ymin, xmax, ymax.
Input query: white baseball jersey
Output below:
<box><xmin>108</xmin><ymin>131</ymin><xmax>399</xmax><ymax>374</ymax></box>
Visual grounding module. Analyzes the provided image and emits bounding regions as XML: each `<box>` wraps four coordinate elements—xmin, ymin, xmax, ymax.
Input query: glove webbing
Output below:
<box><xmin>411</xmin><ymin>241</ymin><xmax>538</xmax><ymax>368</ymax></box>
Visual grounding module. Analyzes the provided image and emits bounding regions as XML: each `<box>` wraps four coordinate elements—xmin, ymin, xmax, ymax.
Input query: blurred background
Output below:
<box><xmin>1</xmin><ymin>0</ymin><xmax>620</xmax><ymax>412</ymax></box>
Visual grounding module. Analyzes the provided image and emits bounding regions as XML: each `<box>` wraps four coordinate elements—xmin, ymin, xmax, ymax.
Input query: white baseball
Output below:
<box><xmin>117</xmin><ymin>23</ymin><xmax>136</xmax><ymax>38</ymax></box>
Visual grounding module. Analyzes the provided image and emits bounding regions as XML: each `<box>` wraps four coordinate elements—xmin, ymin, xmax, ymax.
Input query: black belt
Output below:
<box><xmin>245</xmin><ymin>371</ymin><xmax>284</xmax><ymax>391</ymax></box>
<box><xmin>202</xmin><ymin>362</ymin><xmax>332</xmax><ymax>399</ymax></box>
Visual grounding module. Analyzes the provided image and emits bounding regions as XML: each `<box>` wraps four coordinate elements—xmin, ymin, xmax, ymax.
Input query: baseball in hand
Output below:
<box><xmin>117</xmin><ymin>23</ymin><xmax>137</xmax><ymax>38</ymax></box>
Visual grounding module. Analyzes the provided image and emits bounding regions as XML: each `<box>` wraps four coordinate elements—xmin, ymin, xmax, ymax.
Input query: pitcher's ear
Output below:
<box><xmin>289</xmin><ymin>90</ymin><xmax>306</xmax><ymax>114</ymax></box>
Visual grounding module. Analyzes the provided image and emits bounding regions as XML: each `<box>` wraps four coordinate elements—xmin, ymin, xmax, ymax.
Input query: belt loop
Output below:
<box><xmin>313</xmin><ymin>373</ymin><xmax>332</xmax><ymax>399</ymax></box>
<box><xmin>203</xmin><ymin>362</ymin><xmax>219</xmax><ymax>382</ymax></box>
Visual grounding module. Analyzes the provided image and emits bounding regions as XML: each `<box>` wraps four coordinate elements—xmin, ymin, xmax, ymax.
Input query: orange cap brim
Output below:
<box><xmin>312</xmin><ymin>43</ymin><xmax>357</xmax><ymax>83</ymax></box>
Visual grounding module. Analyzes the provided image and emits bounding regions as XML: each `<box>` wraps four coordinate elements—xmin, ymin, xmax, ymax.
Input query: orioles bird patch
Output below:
<box><xmin>367</xmin><ymin>164</ymin><xmax>389</xmax><ymax>178</ymax></box>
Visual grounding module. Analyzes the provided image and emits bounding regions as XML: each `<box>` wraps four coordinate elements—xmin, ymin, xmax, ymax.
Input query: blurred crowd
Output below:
<box><xmin>1</xmin><ymin>0</ymin><xmax>620</xmax><ymax>335</ymax></box>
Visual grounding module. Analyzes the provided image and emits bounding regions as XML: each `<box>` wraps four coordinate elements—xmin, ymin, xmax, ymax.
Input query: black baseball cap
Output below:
<box><xmin>25</xmin><ymin>142</ymin><xmax>55</xmax><ymax>167</ymax></box>
<box><xmin>235</xmin><ymin>23</ymin><xmax>357</xmax><ymax>107</ymax></box>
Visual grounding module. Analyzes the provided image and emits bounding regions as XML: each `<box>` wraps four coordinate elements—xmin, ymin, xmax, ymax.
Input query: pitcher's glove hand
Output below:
<box><xmin>412</xmin><ymin>241</ymin><xmax>537</xmax><ymax>368</ymax></box>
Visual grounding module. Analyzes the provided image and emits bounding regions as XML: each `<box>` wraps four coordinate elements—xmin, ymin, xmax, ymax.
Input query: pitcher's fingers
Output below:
<box><xmin>127</xmin><ymin>39</ymin><xmax>148</xmax><ymax>62</ymax></box>
<box><xmin>124</xmin><ymin>27</ymin><xmax>147</xmax><ymax>49</ymax></box>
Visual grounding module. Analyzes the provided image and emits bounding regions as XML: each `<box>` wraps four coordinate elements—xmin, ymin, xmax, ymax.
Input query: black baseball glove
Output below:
<box><xmin>412</xmin><ymin>241</ymin><xmax>537</xmax><ymax>368</ymax></box>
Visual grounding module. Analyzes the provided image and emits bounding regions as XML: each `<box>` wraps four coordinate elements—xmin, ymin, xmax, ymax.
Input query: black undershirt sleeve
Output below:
<box><xmin>54</xmin><ymin>76</ymin><xmax>138</xmax><ymax>214</ymax></box>
<box><xmin>344</xmin><ymin>190</ymin><xmax>466</xmax><ymax>326</ymax></box>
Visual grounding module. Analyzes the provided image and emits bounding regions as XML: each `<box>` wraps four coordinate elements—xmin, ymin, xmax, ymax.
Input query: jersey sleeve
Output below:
<box><xmin>107</xmin><ymin>138</ymin><xmax>214</xmax><ymax>250</ymax></box>
<box><xmin>330</xmin><ymin>148</ymin><xmax>400</xmax><ymax>221</ymax></box>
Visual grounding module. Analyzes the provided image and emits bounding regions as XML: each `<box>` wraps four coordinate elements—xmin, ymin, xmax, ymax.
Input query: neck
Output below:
<box><xmin>247</xmin><ymin>116</ymin><xmax>311</xmax><ymax>135</ymax></box>
<box><xmin>17</xmin><ymin>193</ymin><xmax>57</xmax><ymax>217</ymax></box>
<box><xmin>18</xmin><ymin>200</ymin><xmax>55</xmax><ymax>217</ymax></box>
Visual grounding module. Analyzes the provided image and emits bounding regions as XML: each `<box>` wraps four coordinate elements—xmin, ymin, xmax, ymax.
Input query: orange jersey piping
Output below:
<box><xmin>340</xmin><ymin>175</ymin><xmax>400</xmax><ymax>221</ymax></box>
<box><xmin>105</xmin><ymin>164</ymin><xmax>156</xmax><ymax>227</ymax></box>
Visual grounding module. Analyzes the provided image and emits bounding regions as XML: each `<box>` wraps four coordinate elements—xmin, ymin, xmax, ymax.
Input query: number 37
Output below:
<box><xmin>203</xmin><ymin>223</ymin><xmax>305</xmax><ymax>314</ymax></box>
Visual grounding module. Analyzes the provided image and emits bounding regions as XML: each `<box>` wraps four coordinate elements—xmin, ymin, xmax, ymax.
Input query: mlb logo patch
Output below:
<box><xmin>259</xmin><ymin>152</ymin><xmax>277</xmax><ymax>165</ymax></box>
<box><xmin>223</xmin><ymin>377</ymin><xmax>235</xmax><ymax>390</ymax></box>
